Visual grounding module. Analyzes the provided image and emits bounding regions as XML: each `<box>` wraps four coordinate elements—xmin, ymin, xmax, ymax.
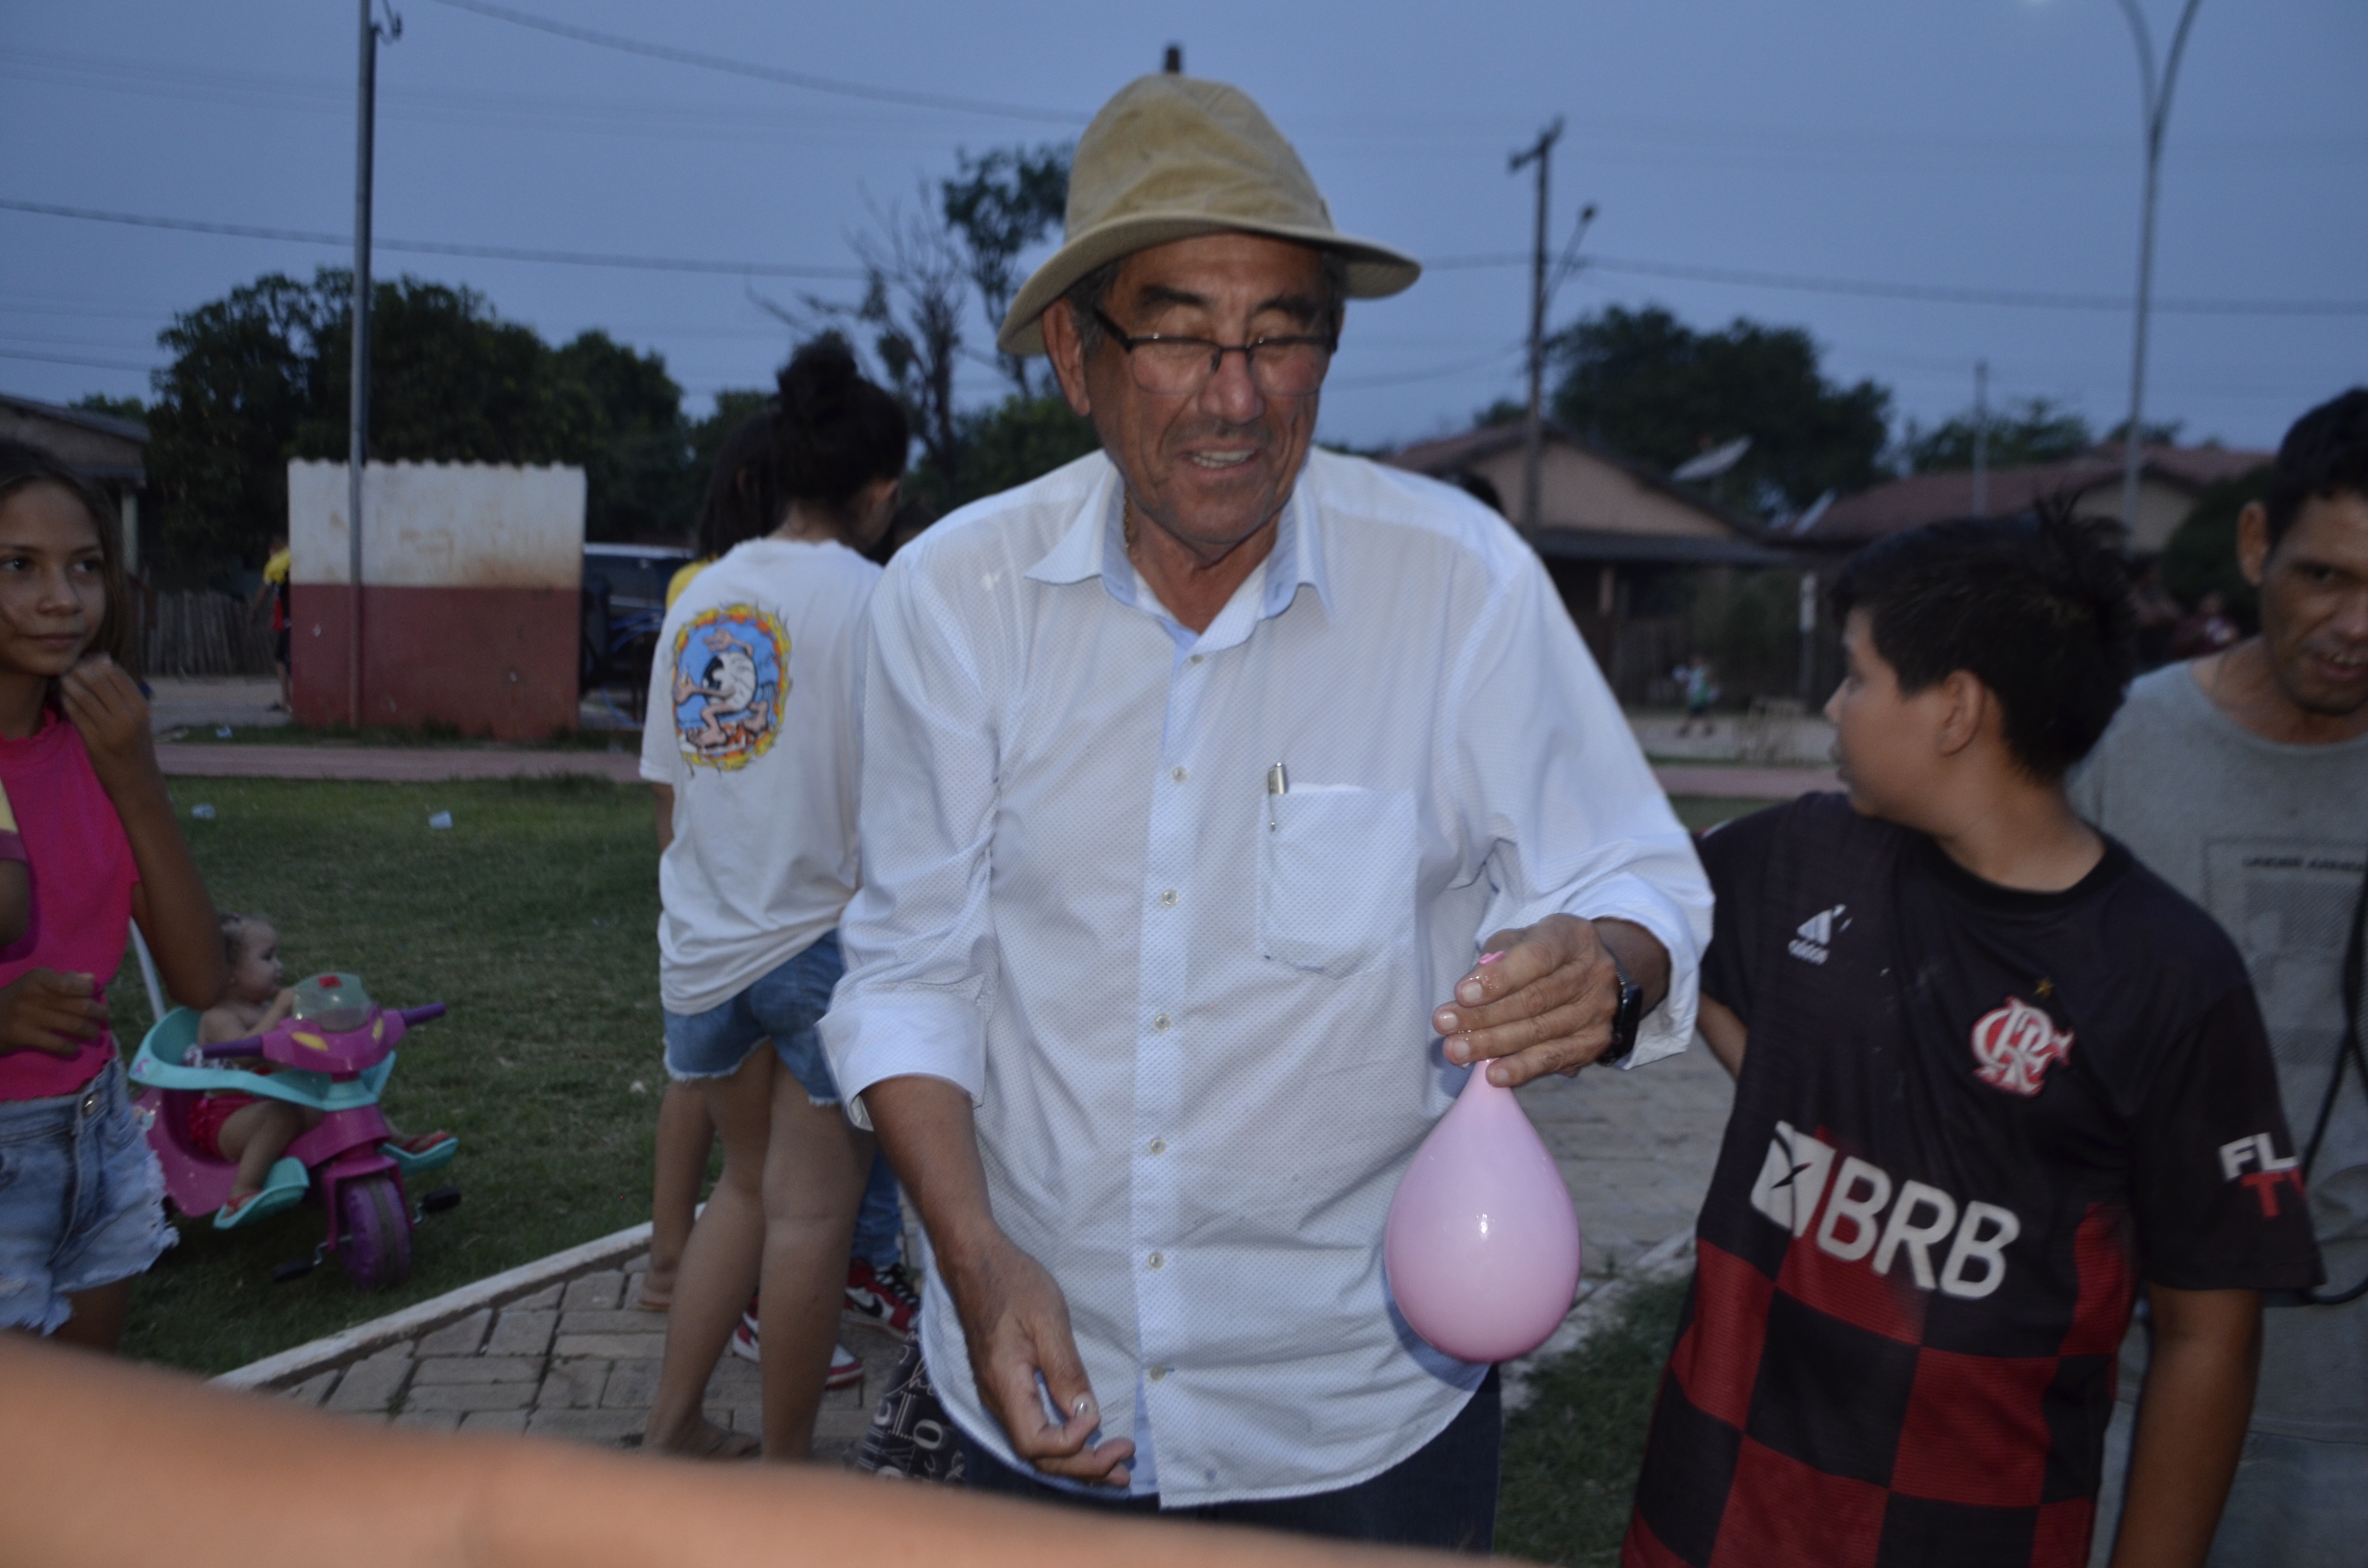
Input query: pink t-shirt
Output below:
<box><xmin>0</xmin><ymin>710</ymin><xmax>137</xmax><ymax>1101</ymax></box>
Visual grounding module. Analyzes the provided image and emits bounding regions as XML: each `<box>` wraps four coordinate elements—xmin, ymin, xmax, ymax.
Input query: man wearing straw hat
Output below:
<box><xmin>821</xmin><ymin>72</ymin><xmax>1708</xmax><ymax>1545</ymax></box>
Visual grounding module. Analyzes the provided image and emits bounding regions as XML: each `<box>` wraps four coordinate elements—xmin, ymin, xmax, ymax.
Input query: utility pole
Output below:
<box><xmin>1510</xmin><ymin>118</ymin><xmax>1563</xmax><ymax>539</ymax></box>
<box><xmin>2111</xmin><ymin>0</ymin><xmax>2204</xmax><ymax>536</ymax></box>
<box><xmin>1971</xmin><ymin>359</ymin><xmax>1990</xmax><ymax>518</ymax></box>
<box><xmin>349</xmin><ymin>0</ymin><xmax>398</xmax><ymax>728</ymax></box>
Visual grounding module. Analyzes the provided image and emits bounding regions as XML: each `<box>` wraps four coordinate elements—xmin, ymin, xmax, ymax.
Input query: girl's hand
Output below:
<box><xmin>0</xmin><ymin>968</ymin><xmax>106</xmax><ymax>1057</ymax></box>
<box><xmin>59</xmin><ymin>656</ymin><xmax>160</xmax><ymax>796</ymax></box>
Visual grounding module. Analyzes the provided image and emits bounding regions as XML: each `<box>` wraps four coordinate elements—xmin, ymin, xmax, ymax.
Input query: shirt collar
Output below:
<box><xmin>1022</xmin><ymin>459</ymin><xmax>1333</xmax><ymax>625</ymax></box>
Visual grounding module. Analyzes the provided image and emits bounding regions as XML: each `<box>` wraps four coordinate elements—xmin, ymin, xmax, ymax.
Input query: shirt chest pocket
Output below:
<box><xmin>1258</xmin><ymin>785</ymin><xmax>1418</xmax><ymax>978</ymax></box>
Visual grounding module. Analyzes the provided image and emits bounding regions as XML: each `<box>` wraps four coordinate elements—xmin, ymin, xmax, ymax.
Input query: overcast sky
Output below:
<box><xmin>5</xmin><ymin>0</ymin><xmax>2363</xmax><ymax>460</ymax></box>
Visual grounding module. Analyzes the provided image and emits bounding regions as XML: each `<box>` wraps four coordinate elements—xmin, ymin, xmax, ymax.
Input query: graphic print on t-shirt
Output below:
<box><xmin>670</xmin><ymin>604</ymin><xmax>789</xmax><ymax>770</ymax></box>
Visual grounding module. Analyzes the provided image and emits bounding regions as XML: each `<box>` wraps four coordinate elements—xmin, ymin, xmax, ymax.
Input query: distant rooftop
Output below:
<box><xmin>1802</xmin><ymin>443</ymin><xmax>2271</xmax><ymax>547</ymax></box>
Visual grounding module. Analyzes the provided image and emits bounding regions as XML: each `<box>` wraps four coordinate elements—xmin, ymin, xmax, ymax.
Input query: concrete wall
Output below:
<box><xmin>287</xmin><ymin>461</ymin><xmax>584</xmax><ymax>740</ymax></box>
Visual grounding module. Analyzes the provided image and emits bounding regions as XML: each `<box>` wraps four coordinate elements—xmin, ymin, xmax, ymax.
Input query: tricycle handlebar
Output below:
<box><xmin>399</xmin><ymin>1004</ymin><xmax>447</xmax><ymax>1025</ymax></box>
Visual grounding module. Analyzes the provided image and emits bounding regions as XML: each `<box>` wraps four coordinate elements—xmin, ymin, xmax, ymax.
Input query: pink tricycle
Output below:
<box><xmin>129</xmin><ymin>972</ymin><xmax>459</xmax><ymax>1290</ymax></box>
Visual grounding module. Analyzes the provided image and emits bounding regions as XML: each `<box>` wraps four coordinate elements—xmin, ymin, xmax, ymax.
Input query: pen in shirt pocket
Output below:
<box><xmin>1267</xmin><ymin>761</ymin><xmax>1288</xmax><ymax>830</ymax></box>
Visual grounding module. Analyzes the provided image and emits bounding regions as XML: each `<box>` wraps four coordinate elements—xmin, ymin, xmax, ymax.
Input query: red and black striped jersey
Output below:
<box><xmin>1625</xmin><ymin>794</ymin><xmax>2322</xmax><ymax>1568</ymax></box>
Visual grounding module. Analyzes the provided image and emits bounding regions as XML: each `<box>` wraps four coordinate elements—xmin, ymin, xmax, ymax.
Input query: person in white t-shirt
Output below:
<box><xmin>638</xmin><ymin>338</ymin><xmax>907</xmax><ymax>1461</ymax></box>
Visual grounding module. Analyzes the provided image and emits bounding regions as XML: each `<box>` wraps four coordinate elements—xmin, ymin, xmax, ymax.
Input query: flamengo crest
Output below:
<box><xmin>1969</xmin><ymin>996</ymin><xmax>2074</xmax><ymax>1096</ymax></box>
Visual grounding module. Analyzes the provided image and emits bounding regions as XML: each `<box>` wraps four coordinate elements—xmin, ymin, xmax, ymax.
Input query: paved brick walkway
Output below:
<box><xmin>242</xmin><ymin>1047</ymin><xmax>1735</xmax><ymax>1459</ymax></box>
<box><xmin>274</xmin><ymin>1256</ymin><xmax>909</xmax><ymax>1464</ymax></box>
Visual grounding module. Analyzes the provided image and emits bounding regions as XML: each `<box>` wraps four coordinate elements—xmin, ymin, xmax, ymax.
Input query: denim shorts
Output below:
<box><xmin>0</xmin><ymin>1058</ymin><xmax>175</xmax><ymax>1334</ymax></box>
<box><xmin>662</xmin><ymin>931</ymin><xmax>846</xmax><ymax>1105</ymax></box>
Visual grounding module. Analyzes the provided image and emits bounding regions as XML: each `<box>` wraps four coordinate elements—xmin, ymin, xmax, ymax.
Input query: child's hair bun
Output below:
<box><xmin>769</xmin><ymin>336</ymin><xmax>909</xmax><ymax>517</ymax></box>
<box><xmin>777</xmin><ymin>337</ymin><xmax>861</xmax><ymax>425</ymax></box>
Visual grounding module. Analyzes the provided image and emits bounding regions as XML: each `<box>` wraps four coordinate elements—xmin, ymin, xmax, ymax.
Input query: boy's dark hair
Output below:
<box><xmin>697</xmin><ymin>406</ymin><xmax>784</xmax><ymax>560</ymax></box>
<box><xmin>0</xmin><ymin>438</ymin><xmax>133</xmax><ymax>670</ymax></box>
<box><xmin>1830</xmin><ymin>509</ymin><xmax>2135</xmax><ymax>782</ymax></box>
<box><xmin>2264</xmin><ymin>387</ymin><xmax>2368</xmax><ymax>550</ymax></box>
<box><xmin>773</xmin><ymin>336</ymin><xmax>909</xmax><ymax>526</ymax></box>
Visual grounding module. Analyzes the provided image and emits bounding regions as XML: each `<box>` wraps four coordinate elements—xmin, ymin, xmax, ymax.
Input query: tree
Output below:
<box><xmin>547</xmin><ymin>331</ymin><xmax>691</xmax><ymax>542</ymax></box>
<box><xmin>142</xmin><ymin>266</ymin><xmax>694</xmax><ymax>579</ymax></box>
<box><xmin>1900</xmin><ymin>397</ymin><xmax>2092</xmax><ymax>473</ymax></box>
<box><xmin>1546</xmin><ymin>305</ymin><xmax>1891</xmax><ymax>520</ymax></box>
<box><xmin>940</xmin><ymin>143</ymin><xmax>1072</xmax><ymax>396</ymax></box>
<box><xmin>70</xmin><ymin>393</ymin><xmax>146</xmax><ymax>425</ymax></box>
<box><xmin>2160</xmin><ymin>466</ymin><xmax>2273</xmax><ymax>629</ymax></box>
<box><xmin>147</xmin><ymin>272</ymin><xmax>335</xmax><ymax>576</ymax></box>
<box><xmin>829</xmin><ymin>199</ymin><xmax>972</xmax><ymax>509</ymax></box>
<box><xmin>927</xmin><ymin>393</ymin><xmax>1099</xmax><ymax>512</ymax></box>
<box><xmin>687</xmin><ymin>387</ymin><xmax>776</xmax><ymax>497</ymax></box>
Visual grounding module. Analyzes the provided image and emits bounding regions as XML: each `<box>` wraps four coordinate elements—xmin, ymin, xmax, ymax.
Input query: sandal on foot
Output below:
<box><xmin>214</xmin><ymin>1161</ymin><xmax>306</xmax><ymax>1230</ymax></box>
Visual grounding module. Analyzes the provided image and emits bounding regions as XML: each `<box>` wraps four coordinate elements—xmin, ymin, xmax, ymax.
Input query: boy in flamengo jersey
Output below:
<box><xmin>1623</xmin><ymin>514</ymin><xmax>2324</xmax><ymax>1568</ymax></box>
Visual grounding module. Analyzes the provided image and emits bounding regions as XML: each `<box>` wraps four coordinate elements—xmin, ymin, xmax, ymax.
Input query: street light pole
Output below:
<box><xmin>348</xmin><ymin>0</ymin><xmax>398</xmax><ymax>729</ymax></box>
<box><xmin>1510</xmin><ymin>118</ymin><xmax>1563</xmax><ymax>540</ymax></box>
<box><xmin>2110</xmin><ymin>0</ymin><xmax>2203</xmax><ymax>537</ymax></box>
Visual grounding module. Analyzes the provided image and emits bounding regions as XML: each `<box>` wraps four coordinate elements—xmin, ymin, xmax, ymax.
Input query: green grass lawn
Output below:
<box><xmin>110</xmin><ymin>776</ymin><xmax>671</xmax><ymax>1374</ymax></box>
<box><xmin>170</xmin><ymin>721</ymin><xmax>634</xmax><ymax>749</ymax></box>
<box><xmin>1498</xmin><ymin>1276</ymin><xmax>1690</xmax><ymax>1565</ymax></box>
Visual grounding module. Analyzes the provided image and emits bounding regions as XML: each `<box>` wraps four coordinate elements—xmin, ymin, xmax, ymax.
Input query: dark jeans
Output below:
<box><xmin>958</xmin><ymin>1367</ymin><xmax>1500</xmax><ymax>1553</ymax></box>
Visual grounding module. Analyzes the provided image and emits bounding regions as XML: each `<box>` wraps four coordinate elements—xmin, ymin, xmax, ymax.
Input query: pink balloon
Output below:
<box><xmin>1385</xmin><ymin>1055</ymin><xmax>1584</xmax><ymax>1363</ymax></box>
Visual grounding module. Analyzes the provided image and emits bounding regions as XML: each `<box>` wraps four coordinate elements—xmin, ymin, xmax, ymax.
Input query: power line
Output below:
<box><xmin>0</xmin><ymin>197</ymin><xmax>864</xmax><ymax>281</ymax></box>
<box><xmin>1425</xmin><ymin>249</ymin><xmax>2368</xmax><ymax>317</ymax></box>
<box><xmin>15</xmin><ymin>192</ymin><xmax>2365</xmax><ymax>323</ymax></box>
<box><xmin>0</xmin><ymin>347</ymin><xmax>156</xmax><ymax>373</ymax></box>
<box><xmin>423</xmin><ymin>0</ymin><xmax>1086</xmax><ymax>127</ymax></box>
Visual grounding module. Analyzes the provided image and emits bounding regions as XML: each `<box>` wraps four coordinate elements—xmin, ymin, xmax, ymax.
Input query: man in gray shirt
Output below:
<box><xmin>2075</xmin><ymin>387</ymin><xmax>2368</xmax><ymax>1566</ymax></box>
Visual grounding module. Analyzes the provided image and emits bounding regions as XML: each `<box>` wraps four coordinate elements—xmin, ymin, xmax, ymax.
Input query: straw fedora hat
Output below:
<box><xmin>997</xmin><ymin>74</ymin><xmax>1422</xmax><ymax>357</ymax></box>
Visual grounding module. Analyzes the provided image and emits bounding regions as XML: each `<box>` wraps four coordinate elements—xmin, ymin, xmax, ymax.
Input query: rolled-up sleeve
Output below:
<box><xmin>1451</xmin><ymin>551</ymin><xmax>1711</xmax><ymax>1067</ymax></box>
<box><xmin>819</xmin><ymin>549</ymin><xmax>1005</xmax><ymax>1129</ymax></box>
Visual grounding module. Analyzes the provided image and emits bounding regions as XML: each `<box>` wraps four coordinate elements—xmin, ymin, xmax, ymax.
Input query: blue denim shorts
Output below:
<box><xmin>0</xmin><ymin>1058</ymin><xmax>175</xmax><ymax>1334</ymax></box>
<box><xmin>662</xmin><ymin>931</ymin><xmax>847</xmax><ymax>1105</ymax></box>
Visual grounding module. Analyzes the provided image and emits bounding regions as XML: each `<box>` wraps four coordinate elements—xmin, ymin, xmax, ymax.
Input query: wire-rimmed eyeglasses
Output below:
<box><xmin>1091</xmin><ymin>308</ymin><xmax>1336</xmax><ymax>398</ymax></box>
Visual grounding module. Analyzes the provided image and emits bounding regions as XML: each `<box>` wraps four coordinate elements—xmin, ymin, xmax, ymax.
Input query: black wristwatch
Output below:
<box><xmin>1601</xmin><ymin>948</ymin><xmax>1644</xmax><ymax>1066</ymax></box>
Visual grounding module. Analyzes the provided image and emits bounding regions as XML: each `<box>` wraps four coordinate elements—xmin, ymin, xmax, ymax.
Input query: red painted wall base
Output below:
<box><xmin>289</xmin><ymin>585</ymin><xmax>579</xmax><ymax>742</ymax></box>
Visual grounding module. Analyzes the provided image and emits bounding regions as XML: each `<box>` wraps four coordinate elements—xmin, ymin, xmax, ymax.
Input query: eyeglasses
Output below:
<box><xmin>1091</xmin><ymin>307</ymin><xmax>1336</xmax><ymax>398</ymax></box>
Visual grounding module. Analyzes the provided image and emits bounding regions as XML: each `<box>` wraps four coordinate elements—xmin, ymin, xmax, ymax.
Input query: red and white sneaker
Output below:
<box><xmin>844</xmin><ymin>1259</ymin><xmax>922</xmax><ymax>1339</ymax></box>
<box><xmin>729</xmin><ymin>1297</ymin><xmax>762</xmax><ymax>1362</ymax></box>
<box><xmin>728</xmin><ymin>1299</ymin><xmax>864</xmax><ymax>1389</ymax></box>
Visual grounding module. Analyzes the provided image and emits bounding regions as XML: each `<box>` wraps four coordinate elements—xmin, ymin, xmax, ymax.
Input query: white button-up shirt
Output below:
<box><xmin>821</xmin><ymin>448</ymin><xmax>1709</xmax><ymax>1507</ymax></box>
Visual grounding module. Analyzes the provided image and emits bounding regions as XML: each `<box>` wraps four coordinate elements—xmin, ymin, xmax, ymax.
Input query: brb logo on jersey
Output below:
<box><xmin>1969</xmin><ymin>996</ymin><xmax>2074</xmax><ymax>1097</ymax></box>
<box><xmin>1749</xmin><ymin>1121</ymin><xmax>2021</xmax><ymax>1298</ymax></box>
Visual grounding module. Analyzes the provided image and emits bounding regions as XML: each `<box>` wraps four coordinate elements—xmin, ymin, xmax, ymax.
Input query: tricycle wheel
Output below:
<box><xmin>336</xmin><ymin>1175</ymin><xmax>411</xmax><ymax>1290</ymax></box>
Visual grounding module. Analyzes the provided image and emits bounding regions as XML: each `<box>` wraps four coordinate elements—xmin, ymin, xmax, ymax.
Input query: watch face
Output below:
<box><xmin>1608</xmin><ymin>978</ymin><xmax>1643</xmax><ymax>1061</ymax></box>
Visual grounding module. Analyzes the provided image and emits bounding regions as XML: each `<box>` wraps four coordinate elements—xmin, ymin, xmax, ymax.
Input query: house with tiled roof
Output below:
<box><xmin>0</xmin><ymin>391</ymin><xmax>149</xmax><ymax>571</ymax></box>
<box><xmin>1796</xmin><ymin>443</ymin><xmax>2271</xmax><ymax>554</ymax></box>
<box><xmin>1383</xmin><ymin>423</ymin><xmax>1799</xmax><ymax>700</ymax></box>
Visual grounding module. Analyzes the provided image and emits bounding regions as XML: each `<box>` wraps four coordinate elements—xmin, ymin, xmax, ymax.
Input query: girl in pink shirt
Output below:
<box><xmin>0</xmin><ymin>440</ymin><xmax>228</xmax><ymax>1349</ymax></box>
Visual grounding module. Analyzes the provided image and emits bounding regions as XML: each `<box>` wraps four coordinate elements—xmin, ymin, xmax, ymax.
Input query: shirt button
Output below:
<box><xmin>1159</xmin><ymin>889</ymin><xmax>1177</xmax><ymax>907</ymax></box>
<box><xmin>1189</xmin><ymin>654</ymin><xmax>1203</xmax><ymax>665</ymax></box>
<box><xmin>1171</xmin><ymin>766</ymin><xmax>1188</xmax><ymax>783</ymax></box>
<box><xmin>1151</xmin><ymin>1014</ymin><xmax>1172</xmax><ymax>1032</ymax></box>
<box><xmin>1148</xmin><ymin>1251</ymin><xmax>1165</xmax><ymax>1269</ymax></box>
<box><xmin>1148</xmin><ymin>1365</ymin><xmax>1169</xmax><ymax>1381</ymax></box>
<box><xmin>1148</xmin><ymin>1138</ymin><xmax>1167</xmax><ymax>1155</ymax></box>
